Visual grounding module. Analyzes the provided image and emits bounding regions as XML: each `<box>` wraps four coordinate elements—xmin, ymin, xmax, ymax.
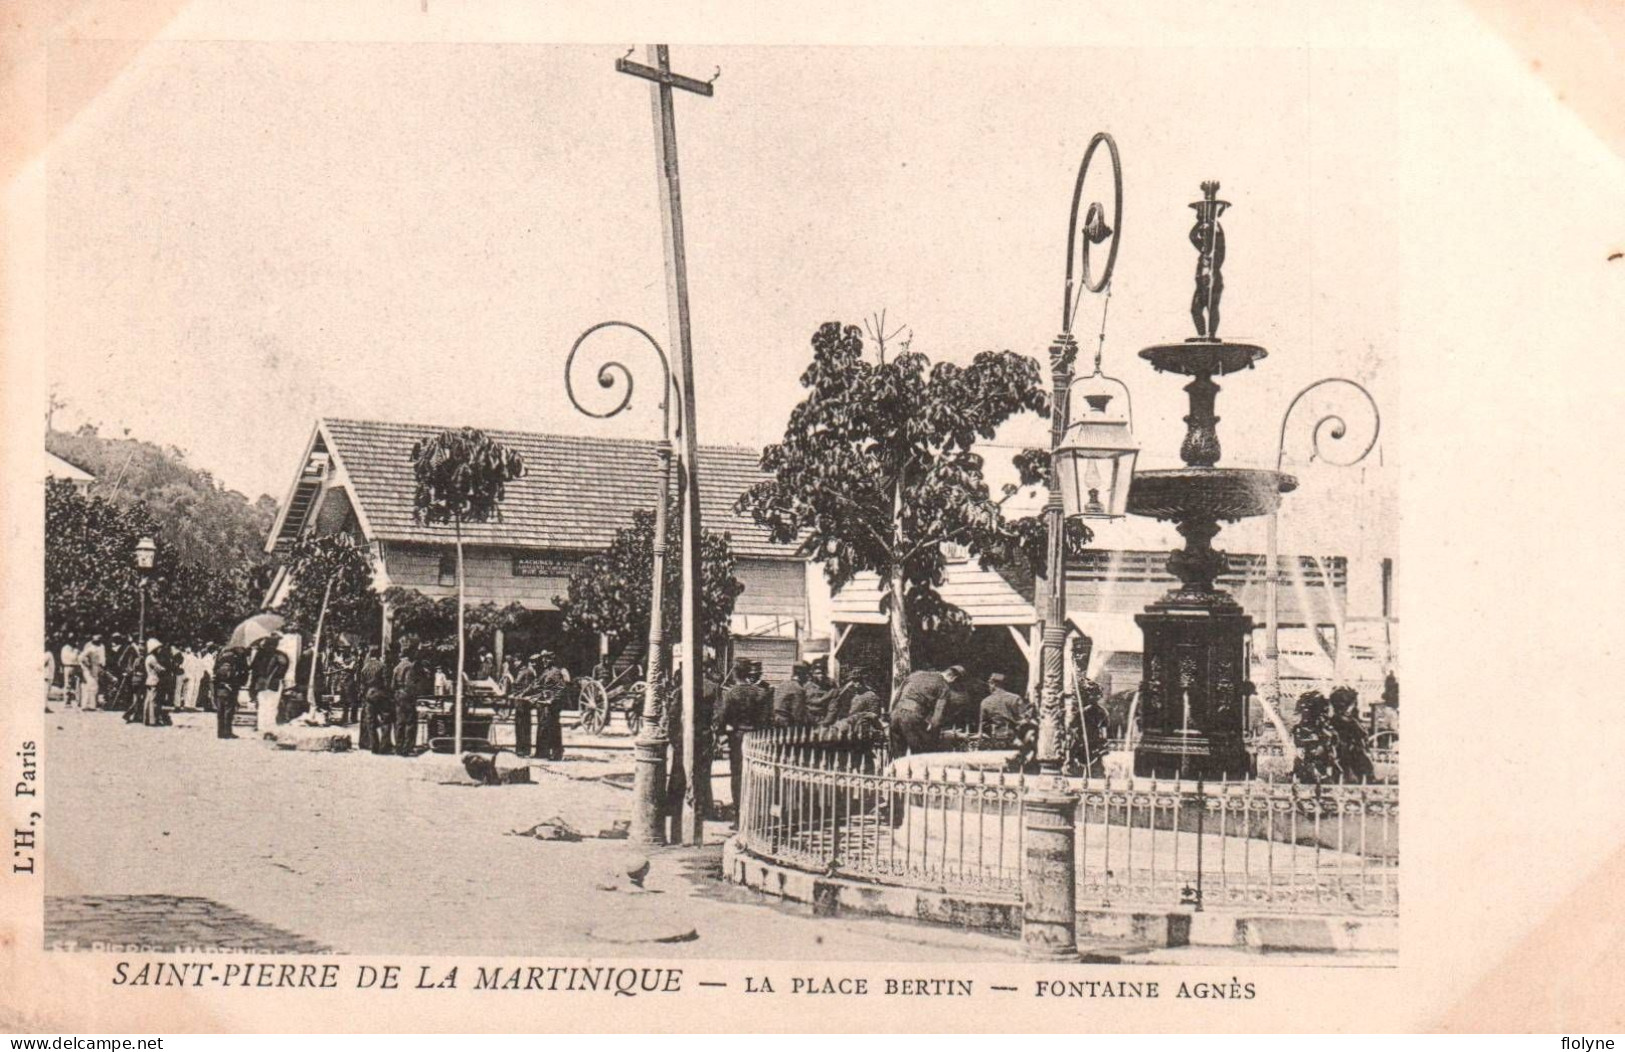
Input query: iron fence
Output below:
<box><xmin>1075</xmin><ymin>777</ymin><xmax>1398</xmax><ymax>915</ymax></box>
<box><xmin>735</xmin><ymin>727</ymin><xmax>1398</xmax><ymax>916</ymax></box>
<box><xmin>737</xmin><ymin>728</ymin><xmax>1028</xmax><ymax>898</ymax></box>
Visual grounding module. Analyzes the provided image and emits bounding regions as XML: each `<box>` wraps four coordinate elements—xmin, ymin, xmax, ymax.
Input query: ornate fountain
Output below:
<box><xmin>1127</xmin><ymin>181</ymin><xmax>1298</xmax><ymax>780</ymax></box>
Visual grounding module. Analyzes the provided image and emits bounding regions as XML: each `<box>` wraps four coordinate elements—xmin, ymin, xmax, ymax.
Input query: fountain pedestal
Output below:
<box><xmin>1133</xmin><ymin>606</ymin><xmax>1254</xmax><ymax>779</ymax></box>
<box><xmin>1127</xmin><ymin>338</ymin><xmax>1295</xmax><ymax>781</ymax></box>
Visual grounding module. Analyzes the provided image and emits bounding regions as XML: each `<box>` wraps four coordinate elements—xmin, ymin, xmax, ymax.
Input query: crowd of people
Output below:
<box><xmin>45</xmin><ymin>634</ymin><xmax>229</xmax><ymax>727</ymax></box>
<box><xmin>43</xmin><ymin>626</ymin><xmax>579</xmax><ymax>756</ymax></box>
<box><xmin>704</xmin><ymin>656</ymin><xmax>1123</xmax><ymax>812</ymax></box>
<box><xmin>49</xmin><ymin>618</ymin><xmax>1387</xmax><ymax>799</ymax></box>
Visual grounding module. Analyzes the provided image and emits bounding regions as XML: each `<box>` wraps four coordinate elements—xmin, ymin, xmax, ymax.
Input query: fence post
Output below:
<box><xmin>1021</xmin><ymin>778</ymin><xmax>1079</xmax><ymax>959</ymax></box>
<box><xmin>1194</xmin><ymin>777</ymin><xmax>1205</xmax><ymax>911</ymax></box>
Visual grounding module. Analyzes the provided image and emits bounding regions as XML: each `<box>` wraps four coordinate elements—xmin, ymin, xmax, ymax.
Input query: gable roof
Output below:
<box><xmin>46</xmin><ymin>450</ymin><xmax>95</xmax><ymax>483</ymax></box>
<box><xmin>300</xmin><ymin>418</ymin><xmax>791</xmax><ymax>560</ymax></box>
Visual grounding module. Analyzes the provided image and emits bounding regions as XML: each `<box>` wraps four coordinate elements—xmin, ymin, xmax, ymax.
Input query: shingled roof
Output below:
<box><xmin>308</xmin><ymin>418</ymin><xmax>792</xmax><ymax>560</ymax></box>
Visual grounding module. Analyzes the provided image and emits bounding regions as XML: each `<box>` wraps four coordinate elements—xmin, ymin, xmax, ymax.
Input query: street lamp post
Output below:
<box><xmin>565</xmin><ymin>321</ymin><xmax>680</xmax><ymax>847</ymax></box>
<box><xmin>134</xmin><ymin>535</ymin><xmax>156</xmax><ymax>644</ymax></box>
<box><xmin>1037</xmin><ymin>131</ymin><xmax>1129</xmax><ymax>773</ymax></box>
<box><xmin>1264</xmin><ymin>378</ymin><xmax>1381</xmax><ymax>713</ymax></box>
<box><xmin>1023</xmin><ymin>132</ymin><xmax>1133</xmax><ymax>962</ymax></box>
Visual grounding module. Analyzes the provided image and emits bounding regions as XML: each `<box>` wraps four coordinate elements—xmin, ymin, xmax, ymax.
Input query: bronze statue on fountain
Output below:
<box><xmin>1189</xmin><ymin>180</ymin><xmax>1227</xmax><ymax>339</ymax></box>
<box><xmin>1126</xmin><ymin>181</ymin><xmax>1297</xmax><ymax>780</ymax></box>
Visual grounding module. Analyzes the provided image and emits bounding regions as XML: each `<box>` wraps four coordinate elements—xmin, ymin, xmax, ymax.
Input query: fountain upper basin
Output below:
<box><xmin>1140</xmin><ymin>339</ymin><xmax>1267</xmax><ymax>376</ymax></box>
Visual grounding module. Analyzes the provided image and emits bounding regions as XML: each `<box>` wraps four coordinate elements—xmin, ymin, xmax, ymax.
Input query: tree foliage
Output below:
<box><xmin>555</xmin><ymin>506</ymin><xmax>744</xmax><ymax>663</ymax></box>
<box><xmin>45</xmin><ymin>479</ymin><xmax>258</xmax><ymax>647</ymax></box>
<box><xmin>380</xmin><ymin>588</ymin><xmax>527</xmax><ymax>659</ymax></box>
<box><xmin>409</xmin><ymin>428</ymin><xmax>525</xmax><ymax>529</ymax></box>
<box><xmin>277</xmin><ymin>532</ymin><xmax>380</xmax><ymax>641</ymax></box>
<box><xmin>738</xmin><ymin>321</ymin><xmax>1091</xmax><ymax>686</ymax></box>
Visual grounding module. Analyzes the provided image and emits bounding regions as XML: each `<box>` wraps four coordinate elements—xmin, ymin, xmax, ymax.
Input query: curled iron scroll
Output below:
<box><xmin>564</xmin><ymin>320</ymin><xmax>674</xmax><ymax>434</ymax></box>
<box><xmin>1065</xmin><ymin>132</ymin><xmax>1124</xmax><ymax>329</ymax></box>
<box><xmin>1275</xmin><ymin>377</ymin><xmax>1381</xmax><ymax>471</ymax></box>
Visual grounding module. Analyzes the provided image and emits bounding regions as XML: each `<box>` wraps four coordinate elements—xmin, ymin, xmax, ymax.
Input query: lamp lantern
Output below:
<box><xmin>1055</xmin><ymin>363</ymin><xmax>1138</xmax><ymax>519</ymax></box>
<box><xmin>134</xmin><ymin>536</ymin><xmax>157</xmax><ymax>573</ymax></box>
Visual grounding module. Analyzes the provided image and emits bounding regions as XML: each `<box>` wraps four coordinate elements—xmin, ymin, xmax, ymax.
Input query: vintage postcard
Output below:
<box><xmin>2</xmin><ymin>0</ymin><xmax>1621</xmax><ymax>1035</ymax></box>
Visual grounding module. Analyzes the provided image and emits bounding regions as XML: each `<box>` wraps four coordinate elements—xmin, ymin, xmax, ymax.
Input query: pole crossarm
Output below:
<box><xmin>616</xmin><ymin>57</ymin><xmax>715</xmax><ymax>97</ymax></box>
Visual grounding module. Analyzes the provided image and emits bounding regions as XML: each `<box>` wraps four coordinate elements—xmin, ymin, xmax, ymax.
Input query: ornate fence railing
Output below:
<box><xmin>1075</xmin><ymin>778</ymin><xmax>1398</xmax><ymax>915</ymax></box>
<box><xmin>736</xmin><ymin>728</ymin><xmax>1029</xmax><ymax>898</ymax></box>
<box><xmin>734</xmin><ymin>727</ymin><xmax>1399</xmax><ymax>916</ymax></box>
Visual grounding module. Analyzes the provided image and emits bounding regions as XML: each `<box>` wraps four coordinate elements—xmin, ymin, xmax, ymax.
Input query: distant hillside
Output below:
<box><xmin>46</xmin><ymin>426</ymin><xmax>278</xmax><ymax>574</ymax></box>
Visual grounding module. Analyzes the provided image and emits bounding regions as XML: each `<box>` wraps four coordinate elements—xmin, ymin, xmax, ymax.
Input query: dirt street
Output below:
<box><xmin>45</xmin><ymin>708</ymin><xmax>1023</xmax><ymax>961</ymax></box>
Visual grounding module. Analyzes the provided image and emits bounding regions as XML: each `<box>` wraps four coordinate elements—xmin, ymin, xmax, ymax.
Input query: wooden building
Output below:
<box><xmin>823</xmin><ymin>545</ymin><xmax>1359</xmax><ymax>701</ymax></box>
<box><xmin>263</xmin><ymin>418</ymin><xmax>808</xmax><ymax>678</ymax></box>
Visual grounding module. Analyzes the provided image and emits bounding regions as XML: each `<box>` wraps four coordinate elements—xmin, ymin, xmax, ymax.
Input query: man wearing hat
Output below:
<box><xmin>79</xmin><ymin>634</ymin><xmax>106</xmax><ymax>709</ymax></box>
<box><xmin>719</xmin><ymin>658</ymin><xmax>771</xmax><ymax>819</ymax></box>
<box><xmin>389</xmin><ymin>642</ymin><xmax>418</xmax><ymax>756</ymax></box>
<box><xmin>978</xmin><ymin>672</ymin><xmax>1033</xmax><ymax>741</ymax></box>
<box><xmin>820</xmin><ymin>665</ymin><xmax>879</xmax><ymax>730</ymax></box>
<box><xmin>357</xmin><ymin>645</ymin><xmax>388</xmax><ymax>752</ymax></box>
<box><xmin>800</xmin><ymin>662</ymin><xmax>836</xmax><ymax>726</ymax></box>
<box><xmin>534</xmin><ymin>650</ymin><xmax>570</xmax><ymax>761</ymax></box>
<box><xmin>889</xmin><ymin>664</ymin><xmax>962</xmax><ymax>756</ymax></box>
<box><xmin>772</xmin><ymin>661</ymin><xmax>810</xmax><ymax>726</ymax></box>
<box><xmin>509</xmin><ymin>653</ymin><xmax>540</xmax><ymax>757</ymax></box>
<box><xmin>211</xmin><ymin>644</ymin><xmax>250</xmax><ymax>739</ymax></box>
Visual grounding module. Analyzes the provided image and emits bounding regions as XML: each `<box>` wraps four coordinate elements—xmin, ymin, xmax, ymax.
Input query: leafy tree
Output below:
<box><xmin>45</xmin><ymin>479</ymin><xmax>151</xmax><ymax>645</ymax></box>
<box><xmin>381</xmin><ymin>588</ymin><xmax>527</xmax><ymax>658</ymax></box>
<box><xmin>277</xmin><ymin>532</ymin><xmax>380</xmax><ymax>697</ymax></box>
<box><xmin>45</xmin><ymin>479</ymin><xmax>257</xmax><ymax>648</ymax></box>
<box><xmin>409</xmin><ymin>428</ymin><xmax>525</xmax><ymax>752</ymax></box>
<box><xmin>555</xmin><ymin>506</ymin><xmax>745</xmax><ymax>666</ymax></box>
<box><xmin>738</xmin><ymin>321</ymin><xmax>1090</xmax><ymax>689</ymax></box>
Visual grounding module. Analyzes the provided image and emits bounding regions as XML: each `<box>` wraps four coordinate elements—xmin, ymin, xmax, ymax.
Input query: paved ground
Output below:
<box><xmin>46</xmin><ymin>895</ymin><xmax>331</xmax><ymax>953</ymax></box>
<box><xmin>45</xmin><ymin>708</ymin><xmax>1029</xmax><ymax>960</ymax></box>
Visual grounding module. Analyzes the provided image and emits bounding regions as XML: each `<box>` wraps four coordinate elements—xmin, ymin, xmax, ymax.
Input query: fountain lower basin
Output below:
<box><xmin>1127</xmin><ymin>466</ymin><xmax>1296</xmax><ymax>521</ymax></box>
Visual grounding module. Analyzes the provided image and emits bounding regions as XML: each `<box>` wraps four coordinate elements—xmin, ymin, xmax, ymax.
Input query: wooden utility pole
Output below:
<box><xmin>618</xmin><ymin>45</ymin><xmax>713</xmax><ymax>845</ymax></box>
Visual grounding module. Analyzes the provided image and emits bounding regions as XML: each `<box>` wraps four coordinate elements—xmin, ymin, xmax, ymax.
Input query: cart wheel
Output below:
<box><xmin>577</xmin><ymin>678</ymin><xmax>608</xmax><ymax>735</ymax></box>
<box><xmin>624</xmin><ymin>706</ymin><xmax>642</xmax><ymax>736</ymax></box>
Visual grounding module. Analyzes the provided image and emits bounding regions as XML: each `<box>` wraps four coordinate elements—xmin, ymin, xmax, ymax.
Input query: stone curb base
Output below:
<box><xmin>1079</xmin><ymin>907</ymin><xmax>1397</xmax><ymax>953</ymax></box>
<box><xmin>723</xmin><ymin>837</ymin><xmax>1022</xmax><ymax>934</ymax></box>
<box><xmin>723</xmin><ymin>838</ymin><xmax>1396</xmax><ymax>955</ymax></box>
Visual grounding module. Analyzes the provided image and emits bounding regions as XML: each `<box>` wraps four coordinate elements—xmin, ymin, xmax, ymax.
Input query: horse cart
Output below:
<box><xmin>573</xmin><ymin>665</ymin><xmax>646</xmax><ymax>736</ymax></box>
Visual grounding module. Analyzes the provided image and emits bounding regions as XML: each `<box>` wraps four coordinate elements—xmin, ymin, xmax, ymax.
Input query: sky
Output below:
<box><xmin>44</xmin><ymin>39</ymin><xmax>1396</xmax><ymax>566</ymax></box>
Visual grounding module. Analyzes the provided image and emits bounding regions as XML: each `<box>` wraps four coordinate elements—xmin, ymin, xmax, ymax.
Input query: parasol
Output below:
<box><xmin>228</xmin><ymin>612</ymin><xmax>285</xmax><ymax>649</ymax></box>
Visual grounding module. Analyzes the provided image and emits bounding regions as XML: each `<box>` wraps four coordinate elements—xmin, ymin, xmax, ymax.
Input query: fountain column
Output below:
<box><xmin>1127</xmin><ymin>181</ymin><xmax>1296</xmax><ymax>781</ymax></box>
